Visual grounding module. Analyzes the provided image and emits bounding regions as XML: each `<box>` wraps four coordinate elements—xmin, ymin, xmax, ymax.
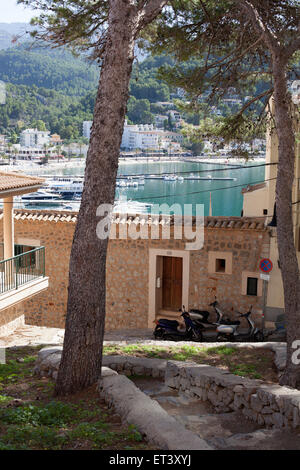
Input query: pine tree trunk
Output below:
<box><xmin>272</xmin><ymin>55</ymin><xmax>300</xmax><ymax>388</ymax></box>
<box><xmin>55</xmin><ymin>0</ymin><xmax>138</xmax><ymax>395</ymax></box>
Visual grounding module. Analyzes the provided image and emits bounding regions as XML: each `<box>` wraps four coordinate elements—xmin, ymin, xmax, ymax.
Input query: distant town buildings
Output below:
<box><xmin>20</xmin><ymin>128</ymin><xmax>50</xmax><ymax>148</ymax></box>
<box><xmin>50</xmin><ymin>133</ymin><xmax>63</xmax><ymax>146</ymax></box>
<box><xmin>154</xmin><ymin>114</ymin><xmax>168</xmax><ymax>128</ymax></box>
<box><xmin>82</xmin><ymin>121</ymin><xmax>93</xmax><ymax>140</ymax></box>
<box><xmin>0</xmin><ymin>135</ymin><xmax>6</xmax><ymax>153</ymax></box>
<box><xmin>62</xmin><ymin>142</ymin><xmax>89</xmax><ymax>158</ymax></box>
<box><xmin>120</xmin><ymin>120</ymin><xmax>183</xmax><ymax>152</ymax></box>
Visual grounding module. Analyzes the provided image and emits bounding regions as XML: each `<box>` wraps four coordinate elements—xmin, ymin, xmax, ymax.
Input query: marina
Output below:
<box><xmin>2</xmin><ymin>158</ymin><xmax>265</xmax><ymax>216</ymax></box>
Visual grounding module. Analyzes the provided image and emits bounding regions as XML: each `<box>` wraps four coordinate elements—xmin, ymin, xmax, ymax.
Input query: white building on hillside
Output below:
<box><xmin>20</xmin><ymin>129</ymin><xmax>50</xmax><ymax>148</ymax></box>
<box><xmin>121</xmin><ymin>120</ymin><xmax>183</xmax><ymax>151</ymax></box>
<box><xmin>82</xmin><ymin>121</ymin><xmax>93</xmax><ymax>140</ymax></box>
<box><xmin>121</xmin><ymin>121</ymin><xmax>155</xmax><ymax>149</ymax></box>
<box><xmin>154</xmin><ymin>114</ymin><xmax>168</xmax><ymax>128</ymax></box>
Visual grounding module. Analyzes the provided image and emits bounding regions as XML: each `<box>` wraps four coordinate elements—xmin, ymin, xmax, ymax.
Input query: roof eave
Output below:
<box><xmin>0</xmin><ymin>184</ymin><xmax>43</xmax><ymax>198</ymax></box>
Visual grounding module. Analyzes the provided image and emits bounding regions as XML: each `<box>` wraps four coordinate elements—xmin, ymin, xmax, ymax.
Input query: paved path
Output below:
<box><xmin>0</xmin><ymin>325</ymin><xmax>155</xmax><ymax>347</ymax></box>
<box><xmin>0</xmin><ymin>325</ymin><xmax>65</xmax><ymax>347</ymax></box>
<box><xmin>133</xmin><ymin>376</ymin><xmax>300</xmax><ymax>450</ymax></box>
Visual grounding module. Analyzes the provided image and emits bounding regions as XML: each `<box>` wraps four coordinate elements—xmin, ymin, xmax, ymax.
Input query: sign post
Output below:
<box><xmin>259</xmin><ymin>258</ymin><xmax>273</xmax><ymax>331</ymax></box>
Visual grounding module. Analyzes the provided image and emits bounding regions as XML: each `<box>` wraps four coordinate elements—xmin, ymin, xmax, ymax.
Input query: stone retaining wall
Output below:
<box><xmin>103</xmin><ymin>355</ymin><xmax>167</xmax><ymax>379</ymax></box>
<box><xmin>165</xmin><ymin>361</ymin><xmax>300</xmax><ymax>429</ymax></box>
<box><xmin>98</xmin><ymin>367</ymin><xmax>212</xmax><ymax>450</ymax></box>
<box><xmin>34</xmin><ymin>345</ymin><xmax>297</xmax><ymax>431</ymax></box>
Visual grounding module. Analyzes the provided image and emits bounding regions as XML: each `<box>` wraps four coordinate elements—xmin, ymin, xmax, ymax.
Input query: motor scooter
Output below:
<box><xmin>189</xmin><ymin>298</ymin><xmax>238</xmax><ymax>340</ymax></box>
<box><xmin>264</xmin><ymin>318</ymin><xmax>286</xmax><ymax>342</ymax></box>
<box><xmin>216</xmin><ymin>306</ymin><xmax>265</xmax><ymax>342</ymax></box>
<box><xmin>153</xmin><ymin>306</ymin><xmax>203</xmax><ymax>342</ymax></box>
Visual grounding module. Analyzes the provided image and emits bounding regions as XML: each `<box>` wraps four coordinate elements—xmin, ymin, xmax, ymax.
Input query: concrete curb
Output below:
<box><xmin>98</xmin><ymin>367</ymin><xmax>213</xmax><ymax>450</ymax></box>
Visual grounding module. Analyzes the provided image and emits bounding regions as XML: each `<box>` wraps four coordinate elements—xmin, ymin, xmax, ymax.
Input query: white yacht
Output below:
<box><xmin>164</xmin><ymin>174</ymin><xmax>177</xmax><ymax>181</ymax></box>
<box><xmin>21</xmin><ymin>190</ymin><xmax>63</xmax><ymax>206</ymax></box>
<box><xmin>44</xmin><ymin>177</ymin><xmax>83</xmax><ymax>198</ymax></box>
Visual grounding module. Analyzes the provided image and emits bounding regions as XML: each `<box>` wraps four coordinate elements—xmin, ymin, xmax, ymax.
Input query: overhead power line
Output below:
<box><xmin>136</xmin><ymin>176</ymin><xmax>277</xmax><ymax>201</ymax></box>
<box><xmin>118</xmin><ymin>162</ymin><xmax>277</xmax><ymax>178</ymax></box>
<box><xmin>43</xmin><ymin>162</ymin><xmax>277</xmax><ymax>179</ymax></box>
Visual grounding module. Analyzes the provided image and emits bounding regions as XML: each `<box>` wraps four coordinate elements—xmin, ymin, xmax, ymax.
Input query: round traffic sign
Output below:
<box><xmin>259</xmin><ymin>258</ymin><xmax>273</xmax><ymax>273</ymax></box>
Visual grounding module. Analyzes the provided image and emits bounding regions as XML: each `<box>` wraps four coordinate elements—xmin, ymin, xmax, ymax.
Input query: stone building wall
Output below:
<box><xmin>0</xmin><ymin>303</ymin><xmax>24</xmax><ymax>331</ymax></box>
<box><xmin>0</xmin><ymin>211</ymin><xmax>270</xmax><ymax>330</ymax></box>
<box><xmin>0</xmin><ymin>214</ymin><xmax>74</xmax><ymax>329</ymax></box>
<box><xmin>189</xmin><ymin>227</ymin><xmax>270</xmax><ymax>316</ymax></box>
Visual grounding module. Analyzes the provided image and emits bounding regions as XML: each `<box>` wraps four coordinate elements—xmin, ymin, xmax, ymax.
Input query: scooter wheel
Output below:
<box><xmin>153</xmin><ymin>327</ymin><xmax>164</xmax><ymax>339</ymax></box>
<box><xmin>162</xmin><ymin>334</ymin><xmax>175</xmax><ymax>341</ymax></box>
<box><xmin>254</xmin><ymin>331</ymin><xmax>265</xmax><ymax>342</ymax></box>
<box><xmin>193</xmin><ymin>332</ymin><xmax>203</xmax><ymax>342</ymax></box>
<box><xmin>216</xmin><ymin>334</ymin><xmax>231</xmax><ymax>342</ymax></box>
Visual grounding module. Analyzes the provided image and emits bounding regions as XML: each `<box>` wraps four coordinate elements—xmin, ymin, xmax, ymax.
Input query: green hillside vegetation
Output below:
<box><xmin>0</xmin><ymin>44</ymin><xmax>99</xmax><ymax>96</ymax></box>
<box><xmin>0</xmin><ymin>42</ymin><xmax>268</xmax><ymax>142</ymax></box>
<box><xmin>0</xmin><ymin>83</ymin><xmax>94</xmax><ymax>141</ymax></box>
<box><xmin>0</xmin><ymin>49</ymin><xmax>179</xmax><ymax>140</ymax></box>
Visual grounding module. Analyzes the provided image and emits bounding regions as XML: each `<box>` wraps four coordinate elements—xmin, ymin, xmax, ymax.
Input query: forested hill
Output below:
<box><xmin>0</xmin><ymin>42</ymin><xmax>176</xmax><ymax>141</ymax></box>
<box><xmin>0</xmin><ymin>44</ymin><xmax>99</xmax><ymax>96</ymax></box>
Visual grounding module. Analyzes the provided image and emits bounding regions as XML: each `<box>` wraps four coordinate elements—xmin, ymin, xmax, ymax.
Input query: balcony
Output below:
<box><xmin>0</xmin><ymin>171</ymin><xmax>49</xmax><ymax>311</ymax></box>
<box><xmin>0</xmin><ymin>245</ymin><xmax>49</xmax><ymax>310</ymax></box>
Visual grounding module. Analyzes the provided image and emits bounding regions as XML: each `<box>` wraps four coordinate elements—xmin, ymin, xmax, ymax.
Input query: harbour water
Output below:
<box><xmin>10</xmin><ymin>158</ymin><xmax>265</xmax><ymax>216</ymax></box>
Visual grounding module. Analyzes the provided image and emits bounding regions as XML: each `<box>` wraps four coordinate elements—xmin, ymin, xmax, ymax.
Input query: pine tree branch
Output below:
<box><xmin>238</xmin><ymin>0</ymin><xmax>281</xmax><ymax>54</ymax></box>
<box><xmin>138</xmin><ymin>0</ymin><xmax>168</xmax><ymax>30</ymax></box>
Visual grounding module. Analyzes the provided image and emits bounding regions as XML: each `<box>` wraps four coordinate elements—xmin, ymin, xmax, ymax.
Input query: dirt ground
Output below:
<box><xmin>0</xmin><ymin>346</ymin><xmax>153</xmax><ymax>450</ymax></box>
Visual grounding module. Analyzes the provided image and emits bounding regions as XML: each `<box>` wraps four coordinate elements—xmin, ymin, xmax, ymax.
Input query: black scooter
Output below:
<box><xmin>154</xmin><ymin>306</ymin><xmax>203</xmax><ymax>342</ymax></box>
<box><xmin>189</xmin><ymin>298</ymin><xmax>237</xmax><ymax>341</ymax></box>
<box><xmin>216</xmin><ymin>306</ymin><xmax>265</xmax><ymax>342</ymax></box>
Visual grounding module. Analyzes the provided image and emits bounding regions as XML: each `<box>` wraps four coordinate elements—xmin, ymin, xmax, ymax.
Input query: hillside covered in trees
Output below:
<box><xmin>0</xmin><ymin>42</ymin><xmax>178</xmax><ymax>141</ymax></box>
<box><xmin>0</xmin><ymin>37</ymin><xmax>270</xmax><ymax>142</ymax></box>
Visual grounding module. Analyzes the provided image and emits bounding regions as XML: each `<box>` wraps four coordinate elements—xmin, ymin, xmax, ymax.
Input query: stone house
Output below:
<box><xmin>0</xmin><ymin>209</ymin><xmax>270</xmax><ymax>333</ymax></box>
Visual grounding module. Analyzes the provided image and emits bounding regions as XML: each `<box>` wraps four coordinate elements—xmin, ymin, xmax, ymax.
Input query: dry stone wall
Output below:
<box><xmin>165</xmin><ymin>361</ymin><xmax>300</xmax><ymax>429</ymax></box>
<box><xmin>34</xmin><ymin>346</ymin><xmax>299</xmax><ymax>431</ymax></box>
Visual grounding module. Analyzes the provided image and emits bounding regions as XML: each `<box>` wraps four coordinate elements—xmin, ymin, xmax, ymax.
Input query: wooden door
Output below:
<box><xmin>162</xmin><ymin>256</ymin><xmax>183</xmax><ymax>310</ymax></box>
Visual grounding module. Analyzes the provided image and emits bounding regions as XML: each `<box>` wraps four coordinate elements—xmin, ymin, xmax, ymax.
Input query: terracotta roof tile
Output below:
<box><xmin>241</xmin><ymin>182</ymin><xmax>266</xmax><ymax>194</ymax></box>
<box><xmin>0</xmin><ymin>209</ymin><xmax>268</xmax><ymax>231</ymax></box>
<box><xmin>0</xmin><ymin>171</ymin><xmax>44</xmax><ymax>193</ymax></box>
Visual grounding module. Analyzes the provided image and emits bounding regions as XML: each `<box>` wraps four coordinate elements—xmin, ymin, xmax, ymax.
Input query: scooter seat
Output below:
<box><xmin>158</xmin><ymin>319</ymin><xmax>179</xmax><ymax>328</ymax></box>
<box><xmin>190</xmin><ymin>309</ymin><xmax>210</xmax><ymax>321</ymax></box>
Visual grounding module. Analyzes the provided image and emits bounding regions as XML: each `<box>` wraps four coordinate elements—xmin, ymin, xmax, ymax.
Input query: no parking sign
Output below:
<box><xmin>259</xmin><ymin>258</ymin><xmax>273</xmax><ymax>274</ymax></box>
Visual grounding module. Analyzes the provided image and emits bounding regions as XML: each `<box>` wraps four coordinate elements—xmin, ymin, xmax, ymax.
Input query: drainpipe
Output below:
<box><xmin>3</xmin><ymin>196</ymin><xmax>14</xmax><ymax>288</ymax></box>
<box><xmin>3</xmin><ymin>196</ymin><xmax>14</xmax><ymax>260</ymax></box>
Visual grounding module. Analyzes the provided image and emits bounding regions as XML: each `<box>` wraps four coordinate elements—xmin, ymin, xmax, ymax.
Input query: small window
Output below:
<box><xmin>247</xmin><ymin>277</ymin><xmax>258</xmax><ymax>296</ymax></box>
<box><xmin>216</xmin><ymin>258</ymin><xmax>226</xmax><ymax>273</ymax></box>
<box><xmin>263</xmin><ymin>209</ymin><xmax>268</xmax><ymax>215</ymax></box>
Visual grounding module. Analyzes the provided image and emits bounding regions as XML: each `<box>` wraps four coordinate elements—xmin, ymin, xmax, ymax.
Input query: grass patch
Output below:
<box><xmin>103</xmin><ymin>343</ymin><xmax>276</xmax><ymax>382</ymax></box>
<box><xmin>230</xmin><ymin>364</ymin><xmax>262</xmax><ymax>379</ymax></box>
<box><xmin>0</xmin><ymin>346</ymin><xmax>149</xmax><ymax>450</ymax></box>
<box><xmin>206</xmin><ymin>346</ymin><xmax>235</xmax><ymax>356</ymax></box>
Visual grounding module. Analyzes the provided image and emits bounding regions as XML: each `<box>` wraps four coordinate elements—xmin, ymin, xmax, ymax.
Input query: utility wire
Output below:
<box><xmin>41</xmin><ymin>162</ymin><xmax>277</xmax><ymax>179</ymax></box>
<box><xmin>118</xmin><ymin>162</ymin><xmax>277</xmax><ymax>177</ymax></box>
<box><xmin>136</xmin><ymin>177</ymin><xmax>277</xmax><ymax>201</ymax></box>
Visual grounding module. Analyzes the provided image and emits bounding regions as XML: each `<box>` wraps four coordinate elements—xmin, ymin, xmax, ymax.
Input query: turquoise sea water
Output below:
<box><xmin>116</xmin><ymin>161</ymin><xmax>265</xmax><ymax>216</ymax></box>
<box><xmin>29</xmin><ymin>159</ymin><xmax>265</xmax><ymax>216</ymax></box>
